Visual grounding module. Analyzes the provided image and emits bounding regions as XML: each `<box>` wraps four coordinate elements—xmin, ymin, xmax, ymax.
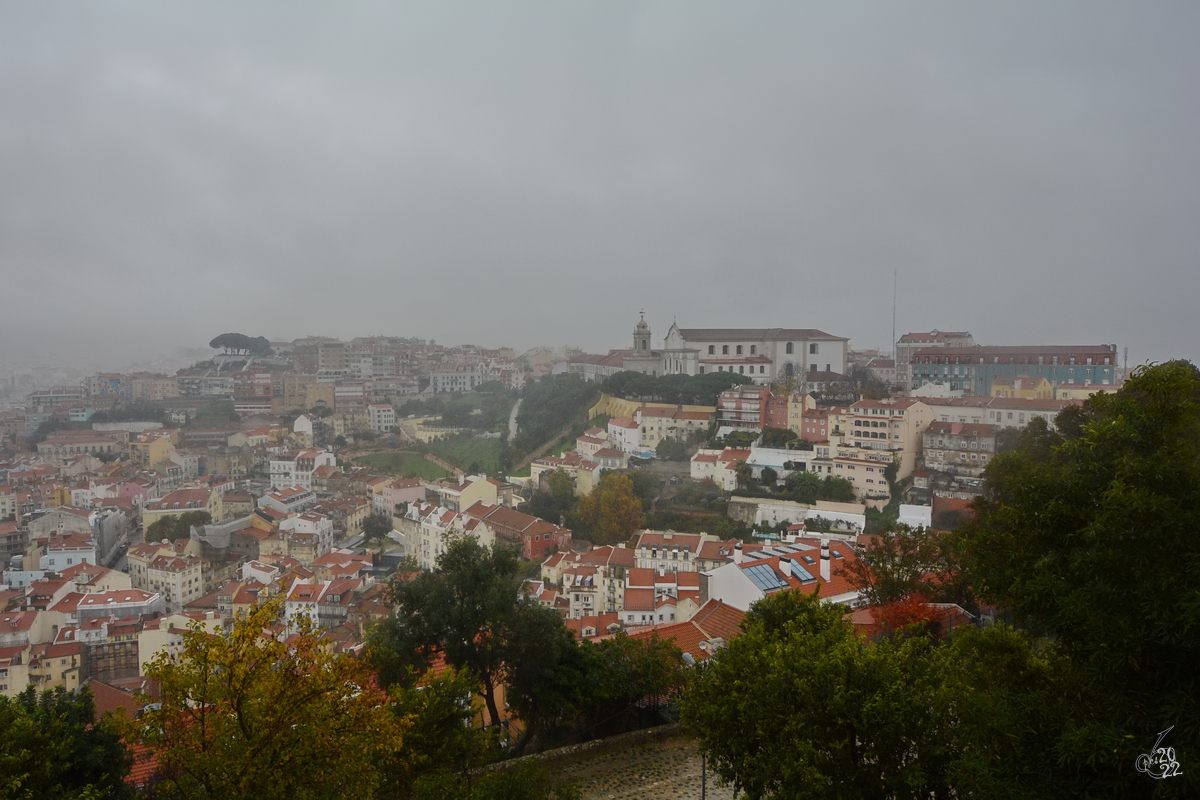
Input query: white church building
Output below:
<box><xmin>620</xmin><ymin>316</ymin><xmax>849</xmax><ymax>384</ymax></box>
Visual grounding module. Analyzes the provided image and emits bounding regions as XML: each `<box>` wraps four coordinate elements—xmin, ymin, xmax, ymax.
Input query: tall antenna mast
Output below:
<box><xmin>891</xmin><ymin>269</ymin><xmax>897</xmax><ymax>358</ymax></box>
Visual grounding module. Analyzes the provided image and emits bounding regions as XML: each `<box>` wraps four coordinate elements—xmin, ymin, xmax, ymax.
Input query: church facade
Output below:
<box><xmin>619</xmin><ymin>316</ymin><xmax>849</xmax><ymax>385</ymax></box>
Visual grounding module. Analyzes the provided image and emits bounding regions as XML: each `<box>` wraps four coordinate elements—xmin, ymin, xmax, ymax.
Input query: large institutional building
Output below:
<box><xmin>571</xmin><ymin>316</ymin><xmax>849</xmax><ymax>385</ymax></box>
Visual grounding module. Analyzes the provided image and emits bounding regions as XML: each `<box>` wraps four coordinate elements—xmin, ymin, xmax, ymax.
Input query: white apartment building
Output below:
<box><xmin>397</xmin><ymin>501</ymin><xmax>495</xmax><ymax>571</ymax></box>
<box><xmin>146</xmin><ymin>554</ymin><xmax>208</xmax><ymax>613</ymax></box>
<box><xmin>269</xmin><ymin>449</ymin><xmax>337</xmax><ymax>490</ymax></box>
<box><xmin>368</xmin><ymin>404</ymin><xmax>396</xmax><ymax>433</ymax></box>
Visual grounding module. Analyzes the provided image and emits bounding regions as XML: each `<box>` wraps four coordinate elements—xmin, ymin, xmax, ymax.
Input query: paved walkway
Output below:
<box><xmin>509</xmin><ymin>397</ymin><xmax>522</xmax><ymax>438</ymax></box>
<box><xmin>545</xmin><ymin>733</ymin><xmax>739</xmax><ymax>800</ymax></box>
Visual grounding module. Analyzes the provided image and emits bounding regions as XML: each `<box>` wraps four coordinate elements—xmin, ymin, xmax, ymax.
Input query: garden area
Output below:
<box><xmin>425</xmin><ymin>434</ymin><xmax>506</xmax><ymax>476</ymax></box>
<box><xmin>354</xmin><ymin>452</ymin><xmax>449</xmax><ymax>480</ymax></box>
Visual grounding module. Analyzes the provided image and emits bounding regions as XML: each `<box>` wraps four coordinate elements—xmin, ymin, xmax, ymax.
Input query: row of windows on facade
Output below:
<box><xmin>855</xmin><ymin>431</ymin><xmax>900</xmax><ymax>440</ymax></box>
<box><xmin>836</xmin><ymin>463</ymin><xmax>883</xmax><ymax>472</ymax></box>
<box><xmin>932</xmin><ymin>439</ymin><xmax>989</xmax><ymax>450</ymax></box>
<box><xmin>915</xmin><ymin>354</ymin><xmax>1111</xmax><ymax>366</ymax></box>
<box><xmin>929</xmin><ymin>451</ymin><xmax>990</xmax><ymax>461</ymax></box>
<box><xmin>918</xmin><ymin>364</ymin><xmax>1108</xmax><ymax>380</ymax></box>
<box><xmin>705</xmin><ymin>342</ymin><xmax>820</xmax><ymax>356</ymax></box>
<box><xmin>642</xmin><ymin>550</ymin><xmax>691</xmax><ymax>561</ymax></box>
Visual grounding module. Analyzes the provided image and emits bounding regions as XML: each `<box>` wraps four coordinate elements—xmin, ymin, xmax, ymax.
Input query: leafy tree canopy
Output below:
<box><xmin>526</xmin><ymin>469</ymin><xmax>577</xmax><ymax>526</ymax></box>
<box><xmin>782</xmin><ymin>471</ymin><xmax>856</xmax><ymax>504</ymax></box>
<box><xmin>601</xmin><ymin>370</ymin><xmax>752</xmax><ymax>406</ymax></box>
<box><xmin>208</xmin><ymin>332</ymin><xmax>273</xmax><ymax>356</ymax></box>
<box><xmin>576</xmin><ymin>473</ymin><xmax>643</xmax><ymax>545</ymax></box>
<box><xmin>841</xmin><ymin>523</ymin><xmax>975</xmax><ymax>613</ymax></box>
<box><xmin>145</xmin><ymin>510</ymin><xmax>211</xmax><ymax>543</ymax></box>
<box><xmin>682</xmin><ymin>591</ymin><xmax>1090</xmax><ymax>800</ymax></box>
<box><xmin>512</xmin><ymin>374</ymin><xmax>602</xmax><ymax>456</ymax></box>
<box><xmin>384</xmin><ymin>669</ymin><xmax>504</xmax><ymax>796</ymax></box>
<box><xmin>961</xmin><ymin>360</ymin><xmax>1200</xmax><ymax>787</ymax></box>
<box><xmin>126</xmin><ymin>596</ymin><xmax>403</xmax><ymax>800</ymax></box>
<box><xmin>0</xmin><ymin>686</ymin><xmax>133</xmax><ymax>800</ymax></box>
<box><xmin>362</xmin><ymin>514</ymin><xmax>394</xmax><ymax>548</ymax></box>
<box><xmin>758</xmin><ymin>426</ymin><xmax>798</xmax><ymax>449</ymax></box>
<box><xmin>655</xmin><ymin>436</ymin><xmax>690</xmax><ymax>462</ymax></box>
<box><xmin>370</xmin><ymin>538</ymin><xmax>530</xmax><ymax>728</ymax></box>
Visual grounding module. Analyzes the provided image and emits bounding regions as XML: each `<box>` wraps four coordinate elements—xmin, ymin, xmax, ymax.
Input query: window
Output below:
<box><xmin>739</xmin><ymin>366</ymin><xmax>745</xmax><ymax>374</ymax></box>
<box><xmin>736</xmin><ymin>345</ymin><xmax>743</xmax><ymax>355</ymax></box>
<box><xmin>750</xmin><ymin>345</ymin><xmax>757</xmax><ymax>354</ymax></box>
<box><xmin>809</xmin><ymin>343</ymin><xmax>818</xmax><ymax>354</ymax></box>
<box><xmin>786</xmin><ymin>342</ymin><xmax>794</xmax><ymax>354</ymax></box>
<box><xmin>708</xmin><ymin>345</ymin><xmax>714</xmax><ymax>354</ymax></box>
<box><xmin>722</xmin><ymin>345</ymin><xmax>729</xmax><ymax>355</ymax></box>
<box><xmin>759</xmin><ymin>366</ymin><xmax>765</xmax><ymax>374</ymax></box>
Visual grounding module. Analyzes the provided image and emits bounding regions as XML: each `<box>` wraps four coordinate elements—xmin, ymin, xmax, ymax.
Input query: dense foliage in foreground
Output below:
<box><xmin>684</xmin><ymin>361</ymin><xmax>1200</xmax><ymax>799</ymax></box>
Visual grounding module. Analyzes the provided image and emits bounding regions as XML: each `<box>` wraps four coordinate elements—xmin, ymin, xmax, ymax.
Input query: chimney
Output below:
<box><xmin>779</xmin><ymin>557</ymin><xmax>792</xmax><ymax>579</ymax></box>
<box><xmin>734</xmin><ymin>544</ymin><xmax>744</xmax><ymax>564</ymax></box>
<box><xmin>820</xmin><ymin>538</ymin><xmax>831</xmax><ymax>582</ymax></box>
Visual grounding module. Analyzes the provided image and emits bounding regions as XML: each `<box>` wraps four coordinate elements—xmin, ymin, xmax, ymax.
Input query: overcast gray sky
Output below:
<box><xmin>1</xmin><ymin>2</ymin><xmax>1196</xmax><ymax>370</ymax></box>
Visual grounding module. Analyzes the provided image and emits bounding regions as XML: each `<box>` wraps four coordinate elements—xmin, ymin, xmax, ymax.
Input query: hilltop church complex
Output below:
<box><xmin>569</xmin><ymin>316</ymin><xmax>850</xmax><ymax>384</ymax></box>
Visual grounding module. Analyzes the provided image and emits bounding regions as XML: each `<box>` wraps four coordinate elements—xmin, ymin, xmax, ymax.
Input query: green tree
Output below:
<box><xmin>576</xmin><ymin>632</ymin><xmax>687</xmax><ymax>736</ymax></box>
<box><xmin>145</xmin><ymin>510</ymin><xmax>212</xmax><ymax>543</ymax></box>
<box><xmin>209</xmin><ymin>332</ymin><xmax>272</xmax><ymax>356</ymax></box>
<box><xmin>733</xmin><ymin>461</ymin><xmax>752</xmax><ymax>491</ymax></box>
<box><xmin>526</xmin><ymin>469</ymin><xmax>576</xmax><ymax>525</ymax></box>
<box><xmin>783</xmin><ymin>470</ymin><xmax>823</xmax><ymax>503</ymax></box>
<box><xmin>758</xmin><ymin>466</ymin><xmax>778</xmax><ymax>489</ymax></box>
<box><xmin>759</xmin><ymin>427</ymin><xmax>798</xmax><ymax>449</ymax></box>
<box><xmin>819</xmin><ymin>475</ymin><xmax>857</xmax><ymax>502</ymax></box>
<box><xmin>576</xmin><ymin>473</ymin><xmax>644</xmax><ymax>545</ymax></box>
<box><xmin>993</xmin><ymin>415</ymin><xmax>1061</xmax><ymax>456</ymax></box>
<box><xmin>624</xmin><ymin>470</ymin><xmax>659</xmax><ymax>505</ymax></box>
<box><xmin>713</xmin><ymin>430</ymin><xmax>757</xmax><ymax>449</ymax></box>
<box><xmin>681</xmin><ymin>591</ymin><xmax>956</xmax><ymax>799</ymax></box>
<box><xmin>363</xmin><ymin>514</ymin><xmax>394</xmax><ymax>550</ymax></box>
<box><xmin>371</xmin><ymin>538</ymin><xmax>526</xmax><ymax>726</ymax></box>
<box><xmin>0</xmin><ymin>686</ymin><xmax>133</xmax><ymax>800</ymax></box>
<box><xmin>682</xmin><ymin>590</ymin><xmax>1089</xmax><ymax>800</ymax></box>
<box><xmin>126</xmin><ymin>596</ymin><xmax>403</xmax><ymax>799</ymax></box>
<box><xmin>655</xmin><ymin>436</ymin><xmax>689</xmax><ymax>461</ymax></box>
<box><xmin>962</xmin><ymin>360</ymin><xmax>1200</xmax><ymax>792</ymax></box>
<box><xmin>602</xmin><ymin>370</ymin><xmax>751</xmax><ymax>406</ymax></box>
<box><xmin>383</xmin><ymin>670</ymin><xmax>503</xmax><ymax>797</ymax></box>
<box><xmin>839</xmin><ymin>523</ymin><xmax>941</xmax><ymax>608</ymax></box>
<box><xmin>782</xmin><ymin>472</ymin><xmax>856</xmax><ymax>504</ymax></box>
<box><xmin>502</xmin><ymin>602</ymin><xmax>592</xmax><ymax>753</ymax></box>
<box><xmin>512</xmin><ymin>374</ymin><xmax>601</xmax><ymax>457</ymax></box>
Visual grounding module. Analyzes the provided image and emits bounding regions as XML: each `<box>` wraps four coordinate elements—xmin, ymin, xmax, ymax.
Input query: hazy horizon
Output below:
<box><xmin>2</xmin><ymin>3</ymin><xmax>1197</xmax><ymax>371</ymax></box>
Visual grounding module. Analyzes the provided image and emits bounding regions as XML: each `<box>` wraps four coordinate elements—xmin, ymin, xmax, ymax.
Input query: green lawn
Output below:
<box><xmin>426</xmin><ymin>435</ymin><xmax>505</xmax><ymax>476</ymax></box>
<box><xmin>354</xmin><ymin>452</ymin><xmax>449</xmax><ymax>480</ymax></box>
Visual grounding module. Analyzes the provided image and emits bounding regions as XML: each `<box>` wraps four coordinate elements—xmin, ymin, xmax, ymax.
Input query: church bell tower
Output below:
<box><xmin>633</xmin><ymin>312</ymin><xmax>651</xmax><ymax>353</ymax></box>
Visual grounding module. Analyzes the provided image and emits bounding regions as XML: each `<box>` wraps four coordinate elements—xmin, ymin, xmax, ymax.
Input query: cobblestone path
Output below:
<box><xmin>546</xmin><ymin>733</ymin><xmax>739</xmax><ymax>800</ymax></box>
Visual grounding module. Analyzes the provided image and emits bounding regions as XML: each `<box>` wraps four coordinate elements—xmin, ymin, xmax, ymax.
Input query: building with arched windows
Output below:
<box><xmin>569</xmin><ymin>316</ymin><xmax>849</xmax><ymax>384</ymax></box>
<box><xmin>656</xmin><ymin>322</ymin><xmax>848</xmax><ymax>384</ymax></box>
